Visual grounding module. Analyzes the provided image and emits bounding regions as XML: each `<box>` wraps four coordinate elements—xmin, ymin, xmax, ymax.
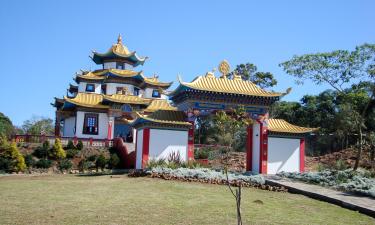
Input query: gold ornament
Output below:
<box><xmin>218</xmin><ymin>60</ymin><xmax>230</xmax><ymax>78</ymax></box>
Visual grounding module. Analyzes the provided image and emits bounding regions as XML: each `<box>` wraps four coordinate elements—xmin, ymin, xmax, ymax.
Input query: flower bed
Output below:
<box><xmin>278</xmin><ymin>169</ymin><xmax>375</xmax><ymax>198</ymax></box>
<box><xmin>129</xmin><ymin>167</ymin><xmax>287</xmax><ymax>192</ymax></box>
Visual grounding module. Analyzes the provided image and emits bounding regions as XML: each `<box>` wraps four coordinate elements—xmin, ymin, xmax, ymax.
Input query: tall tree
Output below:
<box><xmin>280</xmin><ymin>43</ymin><xmax>375</xmax><ymax>169</ymax></box>
<box><xmin>230</xmin><ymin>63</ymin><xmax>277</xmax><ymax>88</ymax></box>
<box><xmin>0</xmin><ymin>112</ymin><xmax>14</xmax><ymax>138</ymax></box>
<box><xmin>22</xmin><ymin>116</ymin><xmax>54</xmax><ymax>135</ymax></box>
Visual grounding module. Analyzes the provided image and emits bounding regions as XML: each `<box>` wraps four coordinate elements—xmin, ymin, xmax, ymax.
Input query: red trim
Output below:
<box><xmin>246</xmin><ymin>125</ymin><xmax>253</xmax><ymax>171</ymax></box>
<box><xmin>258</xmin><ymin>121</ymin><xmax>268</xmax><ymax>174</ymax></box>
<box><xmin>135</xmin><ymin>130</ymin><xmax>139</xmax><ymax>167</ymax></box>
<box><xmin>107</xmin><ymin>120</ymin><xmax>112</xmax><ymax>140</ymax></box>
<box><xmin>300</xmin><ymin>138</ymin><xmax>305</xmax><ymax>172</ymax></box>
<box><xmin>142</xmin><ymin>128</ymin><xmax>150</xmax><ymax>169</ymax></box>
<box><xmin>187</xmin><ymin>121</ymin><xmax>194</xmax><ymax>160</ymax></box>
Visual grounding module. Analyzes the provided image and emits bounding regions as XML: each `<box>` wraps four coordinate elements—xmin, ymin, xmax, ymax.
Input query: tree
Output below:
<box><xmin>0</xmin><ymin>112</ymin><xmax>14</xmax><ymax>138</ymax></box>
<box><xmin>51</xmin><ymin>138</ymin><xmax>66</xmax><ymax>159</ymax></box>
<box><xmin>96</xmin><ymin>154</ymin><xmax>107</xmax><ymax>172</ymax></box>
<box><xmin>2</xmin><ymin>141</ymin><xmax>26</xmax><ymax>172</ymax></box>
<box><xmin>229</xmin><ymin>63</ymin><xmax>277</xmax><ymax>88</ymax></box>
<box><xmin>22</xmin><ymin>116</ymin><xmax>54</xmax><ymax>135</ymax></box>
<box><xmin>280</xmin><ymin>43</ymin><xmax>375</xmax><ymax>169</ymax></box>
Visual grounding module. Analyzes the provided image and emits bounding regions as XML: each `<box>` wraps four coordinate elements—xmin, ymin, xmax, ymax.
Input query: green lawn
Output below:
<box><xmin>0</xmin><ymin>175</ymin><xmax>374</xmax><ymax>225</ymax></box>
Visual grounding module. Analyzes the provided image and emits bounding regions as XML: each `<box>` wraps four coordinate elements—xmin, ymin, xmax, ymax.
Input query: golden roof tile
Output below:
<box><xmin>268</xmin><ymin>119</ymin><xmax>318</xmax><ymax>134</ymax></box>
<box><xmin>103</xmin><ymin>94</ymin><xmax>151</xmax><ymax>105</ymax></box>
<box><xmin>144</xmin><ymin>99</ymin><xmax>177</xmax><ymax>112</ymax></box>
<box><xmin>134</xmin><ymin>111</ymin><xmax>191</xmax><ymax>126</ymax></box>
<box><xmin>64</xmin><ymin>93</ymin><xmax>108</xmax><ymax>109</ymax></box>
<box><xmin>175</xmin><ymin>75</ymin><xmax>283</xmax><ymax>97</ymax></box>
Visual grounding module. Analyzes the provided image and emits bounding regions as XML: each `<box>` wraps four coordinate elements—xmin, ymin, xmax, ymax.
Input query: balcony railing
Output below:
<box><xmin>12</xmin><ymin>135</ymin><xmax>113</xmax><ymax>147</ymax></box>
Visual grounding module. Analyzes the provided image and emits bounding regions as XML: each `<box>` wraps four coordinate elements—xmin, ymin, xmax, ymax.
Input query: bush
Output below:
<box><xmin>35</xmin><ymin>159</ymin><xmax>52</xmax><ymax>169</ymax></box>
<box><xmin>195</xmin><ymin>148</ymin><xmax>209</xmax><ymax>159</ymax></box>
<box><xmin>33</xmin><ymin>146</ymin><xmax>49</xmax><ymax>159</ymax></box>
<box><xmin>0</xmin><ymin>157</ymin><xmax>12</xmax><ymax>171</ymax></box>
<box><xmin>95</xmin><ymin>154</ymin><xmax>107</xmax><ymax>171</ymax></box>
<box><xmin>87</xmin><ymin>155</ymin><xmax>97</xmax><ymax>162</ymax></box>
<box><xmin>108</xmin><ymin>154</ymin><xmax>120</xmax><ymax>169</ymax></box>
<box><xmin>24</xmin><ymin>154</ymin><xmax>35</xmax><ymax>168</ymax></box>
<box><xmin>50</xmin><ymin>139</ymin><xmax>66</xmax><ymax>159</ymax></box>
<box><xmin>167</xmin><ymin>151</ymin><xmax>181</xmax><ymax>164</ymax></box>
<box><xmin>78</xmin><ymin>159</ymin><xmax>90</xmax><ymax>172</ymax></box>
<box><xmin>66</xmin><ymin>140</ymin><xmax>75</xmax><ymax>150</ymax></box>
<box><xmin>66</xmin><ymin>149</ymin><xmax>79</xmax><ymax>159</ymax></box>
<box><xmin>76</xmin><ymin>140</ymin><xmax>83</xmax><ymax>150</ymax></box>
<box><xmin>58</xmin><ymin>159</ymin><xmax>72</xmax><ymax>172</ymax></box>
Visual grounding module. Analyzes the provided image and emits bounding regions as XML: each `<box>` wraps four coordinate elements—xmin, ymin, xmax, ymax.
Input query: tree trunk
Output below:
<box><xmin>236</xmin><ymin>185</ymin><xmax>242</xmax><ymax>225</ymax></box>
<box><xmin>353</xmin><ymin>127</ymin><xmax>363</xmax><ymax>170</ymax></box>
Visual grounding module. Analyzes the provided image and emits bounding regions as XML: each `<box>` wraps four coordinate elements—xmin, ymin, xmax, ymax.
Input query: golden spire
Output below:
<box><xmin>218</xmin><ymin>60</ymin><xmax>230</xmax><ymax>79</ymax></box>
<box><xmin>117</xmin><ymin>34</ymin><xmax>122</xmax><ymax>44</ymax></box>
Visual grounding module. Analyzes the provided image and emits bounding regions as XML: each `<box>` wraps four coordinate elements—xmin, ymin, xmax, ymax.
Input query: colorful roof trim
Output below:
<box><xmin>171</xmin><ymin>74</ymin><xmax>283</xmax><ymax>97</ymax></box>
<box><xmin>144</xmin><ymin>99</ymin><xmax>177</xmax><ymax>112</ymax></box>
<box><xmin>63</xmin><ymin>93</ymin><xmax>108</xmax><ymax>109</ymax></box>
<box><xmin>132</xmin><ymin>111</ymin><xmax>191</xmax><ymax>127</ymax></box>
<box><xmin>91</xmin><ymin>35</ymin><xmax>148</xmax><ymax>66</ymax></box>
<box><xmin>103</xmin><ymin>94</ymin><xmax>151</xmax><ymax>105</ymax></box>
<box><xmin>267</xmin><ymin>119</ymin><xmax>318</xmax><ymax>134</ymax></box>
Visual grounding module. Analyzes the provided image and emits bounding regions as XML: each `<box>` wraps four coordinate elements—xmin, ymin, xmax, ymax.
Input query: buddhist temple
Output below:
<box><xmin>53</xmin><ymin>36</ymin><xmax>316</xmax><ymax>174</ymax></box>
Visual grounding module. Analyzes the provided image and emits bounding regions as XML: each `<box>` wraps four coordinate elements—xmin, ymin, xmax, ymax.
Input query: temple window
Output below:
<box><xmin>116</xmin><ymin>62</ymin><xmax>124</xmax><ymax>70</ymax></box>
<box><xmin>85</xmin><ymin>83</ymin><xmax>95</xmax><ymax>92</ymax></box>
<box><xmin>134</xmin><ymin>87</ymin><xmax>140</xmax><ymax>96</ymax></box>
<box><xmin>116</xmin><ymin>87</ymin><xmax>124</xmax><ymax>94</ymax></box>
<box><xmin>83</xmin><ymin>113</ymin><xmax>99</xmax><ymax>135</ymax></box>
<box><xmin>152</xmin><ymin>89</ymin><xmax>161</xmax><ymax>98</ymax></box>
<box><xmin>101</xmin><ymin>84</ymin><xmax>107</xmax><ymax>94</ymax></box>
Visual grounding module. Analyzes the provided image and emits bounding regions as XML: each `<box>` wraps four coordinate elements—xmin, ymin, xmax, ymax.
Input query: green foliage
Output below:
<box><xmin>66</xmin><ymin>140</ymin><xmax>75</xmax><ymax>150</ymax></box>
<box><xmin>4</xmin><ymin>142</ymin><xmax>26</xmax><ymax>172</ymax></box>
<box><xmin>66</xmin><ymin>149</ymin><xmax>79</xmax><ymax>159</ymax></box>
<box><xmin>146</xmin><ymin>158</ymin><xmax>167</xmax><ymax>168</ymax></box>
<box><xmin>229</xmin><ymin>63</ymin><xmax>277</xmax><ymax>89</ymax></box>
<box><xmin>24</xmin><ymin>154</ymin><xmax>35</xmax><ymax>168</ymax></box>
<box><xmin>76</xmin><ymin>140</ymin><xmax>83</xmax><ymax>150</ymax></box>
<box><xmin>78</xmin><ymin>159</ymin><xmax>90</xmax><ymax>172</ymax></box>
<box><xmin>95</xmin><ymin>154</ymin><xmax>107</xmax><ymax>171</ymax></box>
<box><xmin>33</xmin><ymin>145</ymin><xmax>49</xmax><ymax>159</ymax></box>
<box><xmin>87</xmin><ymin>155</ymin><xmax>97</xmax><ymax>162</ymax></box>
<box><xmin>35</xmin><ymin>159</ymin><xmax>52</xmax><ymax>169</ymax></box>
<box><xmin>58</xmin><ymin>159</ymin><xmax>72</xmax><ymax>172</ymax></box>
<box><xmin>195</xmin><ymin>148</ymin><xmax>210</xmax><ymax>159</ymax></box>
<box><xmin>21</xmin><ymin>116</ymin><xmax>54</xmax><ymax>135</ymax></box>
<box><xmin>0</xmin><ymin>112</ymin><xmax>14</xmax><ymax>138</ymax></box>
<box><xmin>108</xmin><ymin>154</ymin><xmax>120</xmax><ymax>169</ymax></box>
<box><xmin>51</xmin><ymin>139</ymin><xmax>66</xmax><ymax>159</ymax></box>
<box><xmin>0</xmin><ymin>157</ymin><xmax>12</xmax><ymax>171</ymax></box>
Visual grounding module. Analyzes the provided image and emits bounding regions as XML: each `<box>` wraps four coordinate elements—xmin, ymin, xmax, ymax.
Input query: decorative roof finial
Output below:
<box><xmin>117</xmin><ymin>34</ymin><xmax>122</xmax><ymax>44</ymax></box>
<box><xmin>218</xmin><ymin>60</ymin><xmax>230</xmax><ymax>79</ymax></box>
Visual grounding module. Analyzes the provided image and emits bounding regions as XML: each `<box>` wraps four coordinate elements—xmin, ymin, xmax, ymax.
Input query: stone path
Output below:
<box><xmin>265</xmin><ymin>176</ymin><xmax>375</xmax><ymax>218</ymax></box>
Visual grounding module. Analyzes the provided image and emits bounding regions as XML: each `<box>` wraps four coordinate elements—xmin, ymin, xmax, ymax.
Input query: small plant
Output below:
<box><xmin>76</xmin><ymin>140</ymin><xmax>83</xmax><ymax>150</ymax></box>
<box><xmin>87</xmin><ymin>155</ymin><xmax>97</xmax><ymax>162</ymax></box>
<box><xmin>58</xmin><ymin>159</ymin><xmax>72</xmax><ymax>172</ymax></box>
<box><xmin>167</xmin><ymin>151</ymin><xmax>181</xmax><ymax>164</ymax></box>
<box><xmin>78</xmin><ymin>159</ymin><xmax>89</xmax><ymax>172</ymax></box>
<box><xmin>35</xmin><ymin>159</ymin><xmax>52</xmax><ymax>169</ymax></box>
<box><xmin>66</xmin><ymin>149</ymin><xmax>79</xmax><ymax>159</ymax></box>
<box><xmin>108</xmin><ymin>153</ymin><xmax>120</xmax><ymax>169</ymax></box>
<box><xmin>195</xmin><ymin>148</ymin><xmax>210</xmax><ymax>159</ymax></box>
<box><xmin>95</xmin><ymin>154</ymin><xmax>107</xmax><ymax>171</ymax></box>
<box><xmin>0</xmin><ymin>157</ymin><xmax>12</xmax><ymax>172</ymax></box>
<box><xmin>33</xmin><ymin>146</ymin><xmax>48</xmax><ymax>159</ymax></box>
<box><xmin>146</xmin><ymin>158</ymin><xmax>166</xmax><ymax>169</ymax></box>
<box><xmin>50</xmin><ymin>138</ymin><xmax>66</xmax><ymax>159</ymax></box>
<box><xmin>66</xmin><ymin>140</ymin><xmax>75</xmax><ymax>150</ymax></box>
<box><xmin>334</xmin><ymin>159</ymin><xmax>348</xmax><ymax>170</ymax></box>
<box><xmin>24</xmin><ymin>154</ymin><xmax>35</xmax><ymax>168</ymax></box>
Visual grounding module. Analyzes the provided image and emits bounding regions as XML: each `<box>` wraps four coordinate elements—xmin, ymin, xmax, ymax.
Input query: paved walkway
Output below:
<box><xmin>265</xmin><ymin>176</ymin><xmax>375</xmax><ymax>218</ymax></box>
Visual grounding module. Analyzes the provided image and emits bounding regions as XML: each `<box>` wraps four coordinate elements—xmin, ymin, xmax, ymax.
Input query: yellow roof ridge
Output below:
<box><xmin>268</xmin><ymin>118</ymin><xmax>318</xmax><ymax>134</ymax></box>
<box><xmin>144</xmin><ymin>99</ymin><xmax>177</xmax><ymax>112</ymax></box>
<box><xmin>103</xmin><ymin>94</ymin><xmax>152</xmax><ymax>105</ymax></box>
<box><xmin>64</xmin><ymin>93</ymin><xmax>108</xmax><ymax>109</ymax></box>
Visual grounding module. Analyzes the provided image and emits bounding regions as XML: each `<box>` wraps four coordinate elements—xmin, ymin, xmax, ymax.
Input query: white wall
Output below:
<box><xmin>106</xmin><ymin>83</ymin><xmax>140</xmax><ymax>95</ymax></box>
<box><xmin>252</xmin><ymin>123</ymin><xmax>260</xmax><ymax>173</ymax></box>
<box><xmin>268</xmin><ymin>137</ymin><xmax>300</xmax><ymax>174</ymax></box>
<box><xmin>78</xmin><ymin>82</ymin><xmax>101</xmax><ymax>94</ymax></box>
<box><xmin>103</xmin><ymin>62</ymin><xmax>116</xmax><ymax>69</ymax></box>
<box><xmin>144</xmin><ymin>88</ymin><xmax>167</xmax><ymax>99</ymax></box>
<box><xmin>63</xmin><ymin>117</ymin><xmax>76</xmax><ymax>137</ymax></box>
<box><xmin>149</xmin><ymin>129</ymin><xmax>188</xmax><ymax>162</ymax></box>
<box><xmin>75</xmin><ymin>111</ymin><xmax>109</xmax><ymax>139</ymax></box>
<box><xmin>135</xmin><ymin>129</ymin><xmax>144</xmax><ymax>169</ymax></box>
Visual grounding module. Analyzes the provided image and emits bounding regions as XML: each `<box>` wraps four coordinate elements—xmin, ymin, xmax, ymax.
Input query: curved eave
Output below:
<box><xmin>102</xmin><ymin>95</ymin><xmax>151</xmax><ymax>105</ymax></box>
<box><xmin>92</xmin><ymin>51</ymin><xmax>147</xmax><ymax>66</ymax></box>
<box><xmin>267</xmin><ymin>119</ymin><xmax>319</xmax><ymax>134</ymax></box>
<box><xmin>131</xmin><ymin>112</ymin><xmax>191</xmax><ymax>127</ymax></box>
<box><xmin>63</xmin><ymin>97</ymin><xmax>109</xmax><ymax>109</ymax></box>
<box><xmin>144</xmin><ymin>80</ymin><xmax>173</xmax><ymax>88</ymax></box>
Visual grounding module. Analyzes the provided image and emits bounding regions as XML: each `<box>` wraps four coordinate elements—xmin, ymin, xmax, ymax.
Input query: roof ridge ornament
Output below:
<box><xmin>218</xmin><ymin>60</ymin><xmax>230</xmax><ymax>79</ymax></box>
<box><xmin>117</xmin><ymin>34</ymin><xmax>122</xmax><ymax>44</ymax></box>
<box><xmin>205</xmin><ymin>68</ymin><xmax>216</xmax><ymax>78</ymax></box>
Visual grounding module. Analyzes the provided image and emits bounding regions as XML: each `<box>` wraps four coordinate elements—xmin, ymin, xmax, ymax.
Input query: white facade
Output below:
<box><xmin>63</xmin><ymin>117</ymin><xmax>76</xmax><ymax>137</ymax></box>
<box><xmin>78</xmin><ymin>82</ymin><xmax>102</xmax><ymax>94</ymax></box>
<box><xmin>144</xmin><ymin>88</ymin><xmax>167</xmax><ymax>99</ymax></box>
<box><xmin>106</xmin><ymin>83</ymin><xmax>140</xmax><ymax>95</ymax></box>
<box><xmin>75</xmin><ymin>111</ymin><xmax>109</xmax><ymax>139</ymax></box>
<box><xmin>268</xmin><ymin>137</ymin><xmax>300</xmax><ymax>174</ymax></box>
<box><xmin>135</xmin><ymin>129</ymin><xmax>144</xmax><ymax>169</ymax></box>
<box><xmin>251</xmin><ymin>123</ymin><xmax>260</xmax><ymax>173</ymax></box>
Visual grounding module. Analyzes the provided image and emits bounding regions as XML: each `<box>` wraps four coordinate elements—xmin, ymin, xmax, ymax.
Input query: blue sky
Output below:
<box><xmin>0</xmin><ymin>0</ymin><xmax>374</xmax><ymax>126</ymax></box>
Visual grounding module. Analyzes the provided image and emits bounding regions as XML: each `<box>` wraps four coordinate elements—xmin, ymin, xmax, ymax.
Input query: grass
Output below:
<box><xmin>0</xmin><ymin>175</ymin><xmax>374</xmax><ymax>225</ymax></box>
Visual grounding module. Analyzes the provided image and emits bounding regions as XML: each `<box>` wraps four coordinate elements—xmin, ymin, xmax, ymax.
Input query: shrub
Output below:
<box><xmin>334</xmin><ymin>159</ymin><xmax>348</xmax><ymax>170</ymax></box>
<box><xmin>167</xmin><ymin>151</ymin><xmax>181</xmax><ymax>164</ymax></box>
<box><xmin>95</xmin><ymin>154</ymin><xmax>107</xmax><ymax>171</ymax></box>
<box><xmin>42</xmin><ymin>140</ymin><xmax>49</xmax><ymax>151</ymax></box>
<box><xmin>66</xmin><ymin>140</ymin><xmax>75</xmax><ymax>150</ymax></box>
<box><xmin>147</xmin><ymin>158</ymin><xmax>167</xmax><ymax>169</ymax></box>
<box><xmin>76</xmin><ymin>140</ymin><xmax>83</xmax><ymax>150</ymax></box>
<box><xmin>58</xmin><ymin>159</ymin><xmax>72</xmax><ymax>172</ymax></box>
<box><xmin>24</xmin><ymin>154</ymin><xmax>35</xmax><ymax>168</ymax></box>
<box><xmin>50</xmin><ymin>139</ymin><xmax>66</xmax><ymax>159</ymax></box>
<box><xmin>5</xmin><ymin>142</ymin><xmax>26</xmax><ymax>172</ymax></box>
<box><xmin>0</xmin><ymin>157</ymin><xmax>12</xmax><ymax>171</ymax></box>
<box><xmin>66</xmin><ymin>149</ymin><xmax>79</xmax><ymax>159</ymax></box>
<box><xmin>78</xmin><ymin>159</ymin><xmax>90</xmax><ymax>172</ymax></box>
<box><xmin>35</xmin><ymin>159</ymin><xmax>52</xmax><ymax>169</ymax></box>
<box><xmin>87</xmin><ymin>155</ymin><xmax>97</xmax><ymax>162</ymax></box>
<box><xmin>195</xmin><ymin>148</ymin><xmax>209</xmax><ymax>159</ymax></box>
<box><xmin>108</xmin><ymin>154</ymin><xmax>120</xmax><ymax>169</ymax></box>
<box><xmin>33</xmin><ymin>146</ymin><xmax>49</xmax><ymax>159</ymax></box>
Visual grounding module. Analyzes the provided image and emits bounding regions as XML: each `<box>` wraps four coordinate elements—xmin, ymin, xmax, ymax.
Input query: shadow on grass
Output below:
<box><xmin>75</xmin><ymin>169</ymin><xmax>130</xmax><ymax>177</ymax></box>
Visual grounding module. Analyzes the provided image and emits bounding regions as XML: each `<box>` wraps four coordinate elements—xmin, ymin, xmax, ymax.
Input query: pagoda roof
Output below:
<box><xmin>132</xmin><ymin>110</ymin><xmax>191</xmax><ymax>127</ymax></box>
<box><xmin>103</xmin><ymin>94</ymin><xmax>151</xmax><ymax>105</ymax></box>
<box><xmin>144</xmin><ymin>99</ymin><xmax>177</xmax><ymax>113</ymax></box>
<box><xmin>63</xmin><ymin>93</ymin><xmax>108</xmax><ymax>109</ymax></box>
<box><xmin>75</xmin><ymin>69</ymin><xmax>172</xmax><ymax>88</ymax></box>
<box><xmin>91</xmin><ymin>35</ymin><xmax>148</xmax><ymax>66</ymax></box>
<box><xmin>267</xmin><ymin>119</ymin><xmax>318</xmax><ymax>134</ymax></box>
<box><xmin>171</xmin><ymin>74</ymin><xmax>283</xmax><ymax>98</ymax></box>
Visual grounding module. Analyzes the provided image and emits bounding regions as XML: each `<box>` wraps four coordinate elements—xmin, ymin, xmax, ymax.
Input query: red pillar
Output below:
<box><xmin>187</xmin><ymin>121</ymin><xmax>194</xmax><ymax>161</ymax></box>
<box><xmin>259</xmin><ymin>121</ymin><xmax>268</xmax><ymax>174</ymax></box>
<box><xmin>141</xmin><ymin>128</ymin><xmax>150</xmax><ymax>169</ymax></box>
<box><xmin>246</xmin><ymin>125</ymin><xmax>253</xmax><ymax>171</ymax></box>
<box><xmin>107</xmin><ymin>120</ymin><xmax>113</xmax><ymax>140</ymax></box>
<box><xmin>300</xmin><ymin>138</ymin><xmax>305</xmax><ymax>172</ymax></box>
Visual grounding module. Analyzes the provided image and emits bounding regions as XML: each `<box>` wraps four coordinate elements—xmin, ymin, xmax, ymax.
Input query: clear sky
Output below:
<box><xmin>0</xmin><ymin>0</ymin><xmax>374</xmax><ymax>126</ymax></box>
